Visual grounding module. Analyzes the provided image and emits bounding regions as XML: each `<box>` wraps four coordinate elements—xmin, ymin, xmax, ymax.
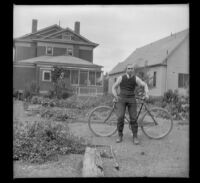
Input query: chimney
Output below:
<box><xmin>32</xmin><ymin>19</ymin><xmax>38</xmax><ymax>33</ymax></box>
<box><xmin>74</xmin><ymin>21</ymin><xmax>80</xmax><ymax>34</ymax></box>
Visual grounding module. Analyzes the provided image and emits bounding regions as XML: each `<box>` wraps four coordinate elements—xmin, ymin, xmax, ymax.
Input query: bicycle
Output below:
<box><xmin>88</xmin><ymin>95</ymin><xmax>173</xmax><ymax>139</ymax></box>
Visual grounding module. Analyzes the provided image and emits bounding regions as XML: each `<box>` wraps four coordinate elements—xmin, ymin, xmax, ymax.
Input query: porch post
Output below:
<box><xmin>35</xmin><ymin>65</ymin><xmax>40</xmax><ymax>92</ymax></box>
<box><xmin>87</xmin><ymin>70</ymin><xmax>89</xmax><ymax>94</ymax></box>
<box><xmin>78</xmin><ymin>69</ymin><xmax>80</xmax><ymax>95</ymax></box>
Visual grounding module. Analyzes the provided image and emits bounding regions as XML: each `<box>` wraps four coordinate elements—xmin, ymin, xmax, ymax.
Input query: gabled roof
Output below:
<box><xmin>14</xmin><ymin>23</ymin><xmax>98</xmax><ymax>47</ymax></box>
<box><xmin>14</xmin><ymin>55</ymin><xmax>102</xmax><ymax>69</ymax></box>
<box><xmin>35</xmin><ymin>27</ymin><xmax>98</xmax><ymax>47</ymax></box>
<box><xmin>109</xmin><ymin>29</ymin><xmax>189</xmax><ymax>75</ymax></box>
<box><xmin>14</xmin><ymin>24</ymin><xmax>63</xmax><ymax>40</ymax></box>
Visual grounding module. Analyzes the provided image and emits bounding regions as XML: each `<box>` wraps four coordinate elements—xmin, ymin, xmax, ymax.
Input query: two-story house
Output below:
<box><xmin>13</xmin><ymin>19</ymin><xmax>103</xmax><ymax>95</ymax></box>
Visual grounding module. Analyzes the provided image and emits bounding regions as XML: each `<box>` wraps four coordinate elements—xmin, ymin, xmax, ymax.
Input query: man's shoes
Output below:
<box><xmin>133</xmin><ymin>137</ymin><xmax>140</xmax><ymax>145</ymax></box>
<box><xmin>116</xmin><ymin>136</ymin><xmax>123</xmax><ymax>143</ymax></box>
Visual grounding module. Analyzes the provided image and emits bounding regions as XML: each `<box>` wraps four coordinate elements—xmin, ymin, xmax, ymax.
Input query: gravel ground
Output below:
<box><xmin>13</xmin><ymin>100</ymin><xmax>189</xmax><ymax>178</ymax></box>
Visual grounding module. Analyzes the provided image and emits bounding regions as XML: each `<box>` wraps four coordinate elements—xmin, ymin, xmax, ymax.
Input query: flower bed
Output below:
<box><xmin>13</xmin><ymin>119</ymin><xmax>88</xmax><ymax>163</ymax></box>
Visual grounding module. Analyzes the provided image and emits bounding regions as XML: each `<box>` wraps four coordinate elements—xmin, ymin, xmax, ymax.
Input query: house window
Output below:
<box><xmin>71</xmin><ymin>70</ymin><xmax>78</xmax><ymax>85</ymax></box>
<box><xmin>153</xmin><ymin>71</ymin><xmax>156</xmax><ymax>87</ymax></box>
<box><xmin>114</xmin><ymin>78</ymin><xmax>117</xmax><ymax>82</ymax></box>
<box><xmin>66</xmin><ymin>48</ymin><xmax>73</xmax><ymax>56</ymax></box>
<box><xmin>80</xmin><ymin>70</ymin><xmax>88</xmax><ymax>86</ymax></box>
<box><xmin>178</xmin><ymin>73</ymin><xmax>189</xmax><ymax>88</ymax></box>
<box><xmin>96</xmin><ymin>71</ymin><xmax>102</xmax><ymax>86</ymax></box>
<box><xmin>89</xmin><ymin>71</ymin><xmax>95</xmax><ymax>85</ymax></box>
<box><xmin>46</xmin><ymin>47</ymin><xmax>53</xmax><ymax>55</ymax></box>
<box><xmin>42</xmin><ymin>70</ymin><xmax>51</xmax><ymax>82</ymax></box>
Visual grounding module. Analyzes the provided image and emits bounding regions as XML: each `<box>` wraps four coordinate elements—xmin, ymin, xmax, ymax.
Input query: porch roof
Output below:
<box><xmin>14</xmin><ymin>55</ymin><xmax>103</xmax><ymax>69</ymax></box>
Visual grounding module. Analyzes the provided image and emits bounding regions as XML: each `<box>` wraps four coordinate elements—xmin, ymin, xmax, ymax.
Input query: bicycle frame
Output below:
<box><xmin>112</xmin><ymin>97</ymin><xmax>158</xmax><ymax>127</ymax></box>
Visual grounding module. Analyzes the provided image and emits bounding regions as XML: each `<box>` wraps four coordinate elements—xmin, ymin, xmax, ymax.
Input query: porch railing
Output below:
<box><xmin>73</xmin><ymin>86</ymin><xmax>103</xmax><ymax>96</ymax></box>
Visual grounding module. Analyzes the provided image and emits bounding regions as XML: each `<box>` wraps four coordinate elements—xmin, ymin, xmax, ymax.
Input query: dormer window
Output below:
<box><xmin>66</xmin><ymin>48</ymin><xmax>73</xmax><ymax>56</ymax></box>
<box><xmin>46</xmin><ymin>47</ymin><xmax>53</xmax><ymax>55</ymax></box>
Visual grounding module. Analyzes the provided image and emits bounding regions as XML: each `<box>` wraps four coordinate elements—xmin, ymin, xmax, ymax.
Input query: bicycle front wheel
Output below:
<box><xmin>88</xmin><ymin>106</ymin><xmax>118</xmax><ymax>137</ymax></box>
<box><xmin>141</xmin><ymin>107</ymin><xmax>173</xmax><ymax>139</ymax></box>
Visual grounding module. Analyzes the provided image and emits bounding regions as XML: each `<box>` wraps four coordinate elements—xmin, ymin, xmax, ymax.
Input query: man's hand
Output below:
<box><xmin>145</xmin><ymin>93</ymin><xmax>149</xmax><ymax>100</ymax></box>
<box><xmin>113</xmin><ymin>96</ymin><xmax>119</xmax><ymax>102</ymax></box>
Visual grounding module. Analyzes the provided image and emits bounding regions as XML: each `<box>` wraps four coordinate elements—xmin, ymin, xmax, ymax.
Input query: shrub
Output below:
<box><xmin>31</xmin><ymin>96</ymin><xmax>43</xmax><ymax>104</ymax></box>
<box><xmin>23</xmin><ymin>81</ymin><xmax>40</xmax><ymax>101</ymax></box>
<box><xmin>30</xmin><ymin>81</ymin><xmax>40</xmax><ymax>95</ymax></box>
<box><xmin>163</xmin><ymin>89</ymin><xmax>179</xmax><ymax>103</ymax></box>
<box><xmin>46</xmin><ymin>89</ymin><xmax>55</xmax><ymax>99</ymax></box>
<box><xmin>50</xmin><ymin>66</ymin><xmax>75</xmax><ymax>99</ymax></box>
<box><xmin>163</xmin><ymin>90</ymin><xmax>189</xmax><ymax>120</ymax></box>
<box><xmin>13</xmin><ymin>120</ymin><xmax>88</xmax><ymax>163</ymax></box>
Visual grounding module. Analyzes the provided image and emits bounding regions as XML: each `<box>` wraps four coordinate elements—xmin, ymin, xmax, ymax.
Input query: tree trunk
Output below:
<box><xmin>82</xmin><ymin>147</ymin><xmax>104</xmax><ymax>177</ymax></box>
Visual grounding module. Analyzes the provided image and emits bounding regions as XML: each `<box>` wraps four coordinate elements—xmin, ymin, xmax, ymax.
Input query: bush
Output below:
<box><xmin>163</xmin><ymin>89</ymin><xmax>179</xmax><ymax>104</ymax></box>
<box><xmin>50</xmin><ymin>66</ymin><xmax>75</xmax><ymax>99</ymax></box>
<box><xmin>31</xmin><ymin>96</ymin><xmax>43</xmax><ymax>104</ymax></box>
<box><xmin>13</xmin><ymin>120</ymin><xmax>88</xmax><ymax>163</ymax></box>
<box><xmin>23</xmin><ymin>81</ymin><xmax>40</xmax><ymax>101</ymax></box>
<box><xmin>46</xmin><ymin>89</ymin><xmax>55</xmax><ymax>99</ymax></box>
<box><xmin>163</xmin><ymin>90</ymin><xmax>189</xmax><ymax>120</ymax></box>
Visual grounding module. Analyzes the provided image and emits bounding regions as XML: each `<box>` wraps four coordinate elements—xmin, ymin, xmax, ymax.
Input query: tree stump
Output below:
<box><xmin>82</xmin><ymin>147</ymin><xmax>104</xmax><ymax>177</ymax></box>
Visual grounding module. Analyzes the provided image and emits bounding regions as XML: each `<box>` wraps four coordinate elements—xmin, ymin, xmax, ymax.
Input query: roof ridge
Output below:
<box><xmin>137</xmin><ymin>28</ymin><xmax>189</xmax><ymax>50</ymax></box>
<box><xmin>14</xmin><ymin>24</ymin><xmax>63</xmax><ymax>39</ymax></box>
<box><xmin>109</xmin><ymin>28</ymin><xmax>189</xmax><ymax>75</ymax></box>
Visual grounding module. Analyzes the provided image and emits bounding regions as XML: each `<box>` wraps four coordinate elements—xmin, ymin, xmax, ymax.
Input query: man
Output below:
<box><xmin>112</xmin><ymin>64</ymin><xmax>149</xmax><ymax>145</ymax></box>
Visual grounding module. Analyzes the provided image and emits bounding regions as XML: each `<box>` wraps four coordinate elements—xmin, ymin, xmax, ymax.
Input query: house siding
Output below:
<box><xmin>38</xmin><ymin>67</ymin><xmax>53</xmax><ymax>91</ymax></box>
<box><xmin>79</xmin><ymin>49</ymin><xmax>93</xmax><ymax>62</ymax></box>
<box><xmin>13</xmin><ymin>66</ymin><xmax>36</xmax><ymax>90</ymax></box>
<box><xmin>15</xmin><ymin>46</ymin><xmax>37</xmax><ymax>61</ymax></box>
<box><xmin>37</xmin><ymin>46</ymin><xmax>46</xmax><ymax>57</ymax></box>
<box><xmin>166</xmin><ymin>36</ymin><xmax>189</xmax><ymax>95</ymax></box>
<box><xmin>53</xmin><ymin>47</ymin><xmax>67</xmax><ymax>56</ymax></box>
<box><xmin>73</xmin><ymin>45</ymin><xmax>79</xmax><ymax>57</ymax></box>
<box><xmin>146</xmin><ymin>66</ymin><xmax>166</xmax><ymax>96</ymax></box>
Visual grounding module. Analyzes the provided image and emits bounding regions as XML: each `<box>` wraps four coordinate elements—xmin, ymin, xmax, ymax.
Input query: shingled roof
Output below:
<box><xmin>14</xmin><ymin>55</ymin><xmax>102</xmax><ymax>69</ymax></box>
<box><xmin>109</xmin><ymin>29</ymin><xmax>189</xmax><ymax>75</ymax></box>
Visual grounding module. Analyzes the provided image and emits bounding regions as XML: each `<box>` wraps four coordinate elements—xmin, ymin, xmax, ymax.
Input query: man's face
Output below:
<box><xmin>126</xmin><ymin>66</ymin><xmax>134</xmax><ymax>75</ymax></box>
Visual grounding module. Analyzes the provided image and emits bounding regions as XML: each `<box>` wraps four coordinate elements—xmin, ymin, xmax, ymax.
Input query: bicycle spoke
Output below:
<box><xmin>141</xmin><ymin>107</ymin><xmax>173</xmax><ymax>139</ymax></box>
<box><xmin>88</xmin><ymin>106</ymin><xmax>118</xmax><ymax>137</ymax></box>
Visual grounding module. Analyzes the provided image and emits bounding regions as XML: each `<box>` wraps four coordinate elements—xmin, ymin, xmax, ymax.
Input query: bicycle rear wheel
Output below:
<box><xmin>141</xmin><ymin>107</ymin><xmax>173</xmax><ymax>139</ymax></box>
<box><xmin>88</xmin><ymin>106</ymin><xmax>118</xmax><ymax>137</ymax></box>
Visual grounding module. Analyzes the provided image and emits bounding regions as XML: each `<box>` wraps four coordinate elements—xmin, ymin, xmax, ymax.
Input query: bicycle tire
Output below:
<box><xmin>141</xmin><ymin>107</ymin><xmax>173</xmax><ymax>139</ymax></box>
<box><xmin>88</xmin><ymin>106</ymin><xmax>118</xmax><ymax>137</ymax></box>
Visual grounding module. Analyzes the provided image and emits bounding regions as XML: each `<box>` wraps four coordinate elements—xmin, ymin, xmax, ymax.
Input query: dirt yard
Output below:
<box><xmin>13</xmin><ymin>100</ymin><xmax>189</xmax><ymax>178</ymax></box>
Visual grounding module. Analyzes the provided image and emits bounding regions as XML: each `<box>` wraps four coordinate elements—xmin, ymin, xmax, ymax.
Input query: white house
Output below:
<box><xmin>108</xmin><ymin>29</ymin><xmax>189</xmax><ymax>96</ymax></box>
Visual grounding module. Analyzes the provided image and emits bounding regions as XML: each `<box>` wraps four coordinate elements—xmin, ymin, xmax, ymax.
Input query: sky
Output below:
<box><xmin>13</xmin><ymin>5</ymin><xmax>189</xmax><ymax>73</ymax></box>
